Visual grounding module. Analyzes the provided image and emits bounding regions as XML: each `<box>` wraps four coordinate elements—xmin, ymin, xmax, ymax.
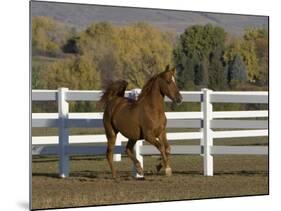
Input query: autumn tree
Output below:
<box><xmin>118</xmin><ymin>23</ymin><xmax>174</xmax><ymax>88</ymax></box>
<box><xmin>76</xmin><ymin>22</ymin><xmax>122</xmax><ymax>86</ymax></box>
<box><xmin>36</xmin><ymin>55</ymin><xmax>100</xmax><ymax>111</ymax></box>
<box><xmin>71</xmin><ymin>22</ymin><xmax>174</xmax><ymax>88</ymax></box>
<box><xmin>32</xmin><ymin>16</ymin><xmax>73</xmax><ymax>56</ymax></box>
<box><xmin>38</xmin><ymin>54</ymin><xmax>99</xmax><ymax>91</ymax></box>
<box><xmin>224</xmin><ymin>27</ymin><xmax>268</xmax><ymax>84</ymax></box>
<box><xmin>244</xmin><ymin>27</ymin><xmax>268</xmax><ymax>85</ymax></box>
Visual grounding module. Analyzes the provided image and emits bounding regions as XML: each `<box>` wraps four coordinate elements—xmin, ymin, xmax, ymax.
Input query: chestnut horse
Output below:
<box><xmin>98</xmin><ymin>65</ymin><xmax>182</xmax><ymax>178</ymax></box>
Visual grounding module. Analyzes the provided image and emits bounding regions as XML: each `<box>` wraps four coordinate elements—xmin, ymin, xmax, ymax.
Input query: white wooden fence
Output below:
<box><xmin>32</xmin><ymin>88</ymin><xmax>268</xmax><ymax>178</ymax></box>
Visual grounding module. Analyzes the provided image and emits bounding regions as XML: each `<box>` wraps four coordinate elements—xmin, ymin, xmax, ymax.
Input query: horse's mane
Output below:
<box><xmin>135</xmin><ymin>74</ymin><xmax>159</xmax><ymax>104</ymax></box>
<box><xmin>98</xmin><ymin>73</ymin><xmax>160</xmax><ymax>108</ymax></box>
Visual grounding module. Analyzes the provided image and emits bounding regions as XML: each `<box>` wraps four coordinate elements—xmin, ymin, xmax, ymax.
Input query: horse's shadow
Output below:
<box><xmin>32</xmin><ymin>169</ymin><xmax>268</xmax><ymax>181</ymax></box>
<box><xmin>32</xmin><ymin>170</ymin><xmax>132</xmax><ymax>180</ymax></box>
<box><xmin>32</xmin><ymin>172</ymin><xmax>61</xmax><ymax>179</ymax></box>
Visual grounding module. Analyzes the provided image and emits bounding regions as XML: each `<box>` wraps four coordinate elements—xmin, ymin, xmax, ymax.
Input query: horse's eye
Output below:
<box><xmin>167</xmin><ymin>80</ymin><xmax>172</xmax><ymax>84</ymax></box>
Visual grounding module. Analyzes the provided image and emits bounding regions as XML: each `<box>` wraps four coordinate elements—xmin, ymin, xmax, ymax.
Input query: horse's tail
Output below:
<box><xmin>97</xmin><ymin>80</ymin><xmax>128</xmax><ymax>109</ymax></box>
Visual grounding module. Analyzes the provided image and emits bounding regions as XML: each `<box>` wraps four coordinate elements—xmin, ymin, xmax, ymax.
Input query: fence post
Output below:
<box><xmin>58</xmin><ymin>87</ymin><xmax>69</xmax><ymax>178</ymax></box>
<box><xmin>133</xmin><ymin>140</ymin><xmax>144</xmax><ymax>178</ymax></box>
<box><xmin>200</xmin><ymin>93</ymin><xmax>204</xmax><ymax>156</ymax></box>
<box><xmin>202</xmin><ymin>88</ymin><xmax>213</xmax><ymax>176</ymax></box>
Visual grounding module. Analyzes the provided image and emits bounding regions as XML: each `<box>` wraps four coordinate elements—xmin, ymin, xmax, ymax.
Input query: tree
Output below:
<box><xmin>173</xmin><ymin>41</ymin><xmax>194</xmax><ymax>89</ymax></box>
<box><xmin>40</xmin><ymin>55</ymin><xmax>100</xmax><ymax>90</ymax></box>
<box><xmin>76</xmin><ymin>22</ymin><xmax>121</xmax><ymax>84</ymax></box>
<box><xmin>194</xmin><ymin>55</ymin><xmax>209</xmax><ymax>86</ymax></box>
<box><xmin>245</xmin><ymin>27</ymin><xmax>268</xmax><ymax>86</ymax></box>
<box><xmin>228</xmin><ymin>54</ymin><xmax>247</xmax><ymax>84</ymax></box>
<box><xmin>119</xmin><ymin>23</ymin><xmax>174</xmax><ymax>88</ymax></box>
<box><xmin>173</xmin><ymin>24</ymin><xmax>226</xmax><ymax>89</ymax></box>
<box><xmin>32</xmin><ymin>16</ymin><xmax>72</xmax><ymax>56</ymax></box>
<box><xmin>224</xmin><ymin>27</ymin><xmax>268</xmax><ymax>83</ymax></box>
<box><xmin>73</xmin><ymin>22</ymin><xmax>174</xmax><ymax>88</ymax></box>
<box><xmin>179</xmin><ymin>24</ymin><xmax>225</xmax><ymax>59</ymax></box>
<box><xmin>37</xmin><ymin>55</ymin><xmax>101</xmax><ymax>112</ymax></box>
<box><xmin>208</xmin><ymin>48</ymin><xmax>227</xmax><ymax>90</ymax></box>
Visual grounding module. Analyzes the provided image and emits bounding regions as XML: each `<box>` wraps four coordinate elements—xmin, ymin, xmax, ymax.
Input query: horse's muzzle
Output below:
<box><xmin>175</xmin><ymin>94</ymin><xmax>183</xmax><ymax>105</ymax></box>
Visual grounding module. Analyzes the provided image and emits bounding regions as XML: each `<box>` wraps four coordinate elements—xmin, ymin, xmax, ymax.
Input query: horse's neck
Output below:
<box><xmin>145</xmin><ymin>83</ymin><xmax>164</xmax><ymax>112</ymax></box>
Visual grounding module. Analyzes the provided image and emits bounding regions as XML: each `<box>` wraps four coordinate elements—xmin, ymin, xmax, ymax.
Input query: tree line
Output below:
<box><xmin>32</xmin><ymin>16</ymin><xmax>268</xmax><ymax>112</ymax></box>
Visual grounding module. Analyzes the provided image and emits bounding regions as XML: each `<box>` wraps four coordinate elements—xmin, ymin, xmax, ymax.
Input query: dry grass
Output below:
<box><xmin>32</xmin><ymin>154</ymin><xmax>268</xmax><ymax>210</ymax></box>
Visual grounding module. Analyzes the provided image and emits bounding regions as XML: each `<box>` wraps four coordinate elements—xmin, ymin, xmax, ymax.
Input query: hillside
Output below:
<box><xmin>31</xmin><ymin>1</ymin><xmax>268</xmax><ymax>35</ymax></box>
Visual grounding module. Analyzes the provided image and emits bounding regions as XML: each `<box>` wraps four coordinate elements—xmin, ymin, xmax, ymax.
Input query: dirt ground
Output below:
<box><xmin>32</xmin><ymin>154</ymin><xmax>268</xmax><ymax>210</ymax></box>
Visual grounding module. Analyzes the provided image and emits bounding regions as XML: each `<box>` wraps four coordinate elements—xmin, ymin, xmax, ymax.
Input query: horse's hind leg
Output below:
<box><xmin>125</xmin><ymin>139</ymin><xmax>144</xmax><ymax>176</ymax></box>
<box><xmin>105</xmin><ymin>125</ymin><xmax>117</xmax><ymax>179</ymax></box>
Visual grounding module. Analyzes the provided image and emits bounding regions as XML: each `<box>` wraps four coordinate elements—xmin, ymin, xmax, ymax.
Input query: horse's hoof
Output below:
<box><xmin>165</xmin><ymin>167</ymin><xmax>172</xmax><ymax>176</ymax></box>
<box><xmin>136</xmin><ymin>176</ymin><xmax>145</xmax><ymax>181</ymax></box>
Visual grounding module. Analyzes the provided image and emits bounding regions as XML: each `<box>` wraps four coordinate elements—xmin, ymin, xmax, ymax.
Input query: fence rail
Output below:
<box><xmin>32</xmin><ymin>88</ymin><xmax>268</xmax><ymax>178</ymax></box>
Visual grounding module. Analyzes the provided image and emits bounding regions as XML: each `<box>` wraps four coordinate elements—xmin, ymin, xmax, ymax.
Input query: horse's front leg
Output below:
<box><xmin>144</xmin><ymin>131</ymin><xmax>171</xmax><ymax>176</ymax></box>
<box><xmin>156</xmin><ymin>130</ymin><xmax>172</xmax><ymax>176</ymax></box>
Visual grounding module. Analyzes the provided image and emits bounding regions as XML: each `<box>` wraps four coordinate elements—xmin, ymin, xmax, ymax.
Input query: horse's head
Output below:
<box><xmin>158</xmin><ymin>65</ymin><xmax>182</xmax><ymax>105</ymax></box>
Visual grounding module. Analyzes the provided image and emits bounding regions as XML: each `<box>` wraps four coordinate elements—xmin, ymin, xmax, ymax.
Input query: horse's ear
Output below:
<box><xmin>164</xmin><ymin>64</ymin><xmax>170</xmax><ymax>72</ymax></box>
<box><xmin>171</xmin><ymin>67</ymin><xmax>176</xmax><ymax>75</ymax></box>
